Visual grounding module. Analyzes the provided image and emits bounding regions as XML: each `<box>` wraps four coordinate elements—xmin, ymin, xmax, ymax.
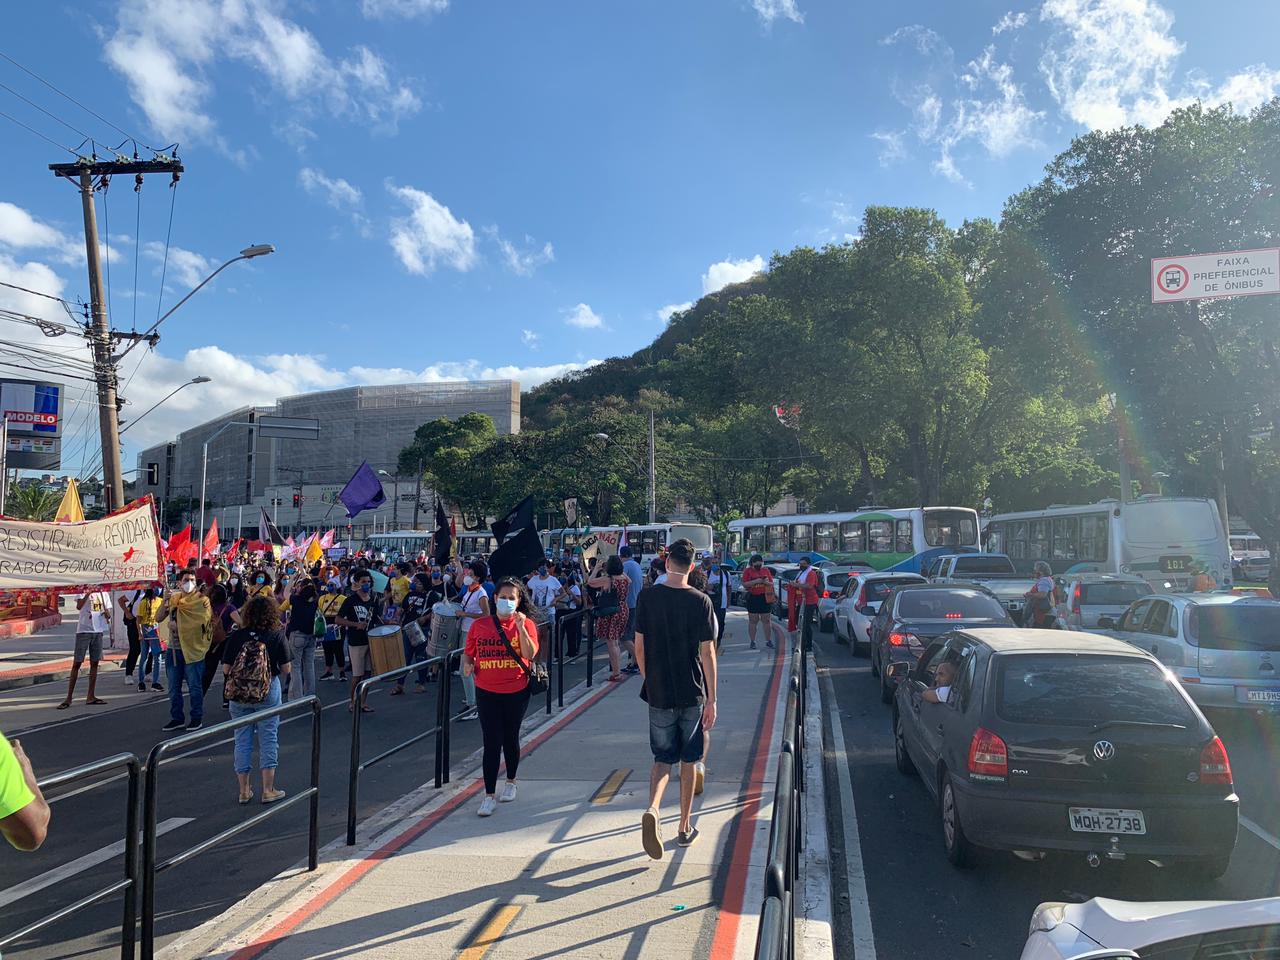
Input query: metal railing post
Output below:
<box><xmin>122</xmin><ymin>756</ymin><xmax>140</xmax><ymax>960</ymax></box>
<box><xmin>586</xmin><ymin>613</ymin><xmax>595</xmax><ymax>687</ymax></box>
<box><xmin>308</xmin><ymin>696</ymin><xmax>321</xmax><ymax>871</ymax></box>
<box><xmin>556</xmin><ymin>615</ymin><xmax>566</xmax><ymax>708</ymax></box>
<box><xmin>141</xmin><ymin>743</ymin><xmax>159</xmax><ymax>958</ymax></box>
<box><xmin>347</xmin><ymin>677</ymin><xmax>368</xmax><ymax>846</ymax></box>
<box><xmin>545</xmin><ymin>617</ymin><xmax>553</xmax><ymax>716</ymax></box>
<box><xmin>434</xmin><ymin>660</ymin><xmax>445</xmax><ymax>789</ymax></box>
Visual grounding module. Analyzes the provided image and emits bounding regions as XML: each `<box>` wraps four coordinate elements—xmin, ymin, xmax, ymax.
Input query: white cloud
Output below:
<box><xmin>361</xmin><ymin>0</ymin><xmax>449</xmax><ymax>18</ymax></box>
<box><xmin>870</xmin><ymin>129</ymin><xmax>907</xmax><ymax>166</ymax></box>
<box><xmin>299</xmin><ymin>168</ymin><xmax>363</xmax><ymax>210</ymax></box>
<box><xmin>658</xmin><ymin>302</ymin><xmax>693</xmax><ymax>324</ymax></box>
<box><xmin>0</xmin><ymin>201</ymin><xmax>122</xmax><ymax>266</ymax></box>
<box><xmin>1040</xmin><ymin>0</ymin><xmax>1280</xmax><ymax>130</ymax></box>
<box><xmin>104</xmin><ymin>0</ymin><xmax>421</xmax><ymax>144</ymax></box>
<box><xmin>702</xmin><ymin>256</ymin><xmax>765</xmax><ymax>295</ymax></box>
<box><xmin>494</xmin><ymin>233</ymin><xmax>555</xmax><ymax>276</ymax></box>
<box><xmin>387</xmin><ymin>183</ymin><xmax>477</xmax><ymax>275</ymax></box>
<box><xmin>143</xmin><ymin>242</ymin><xmax>211</xmax><ymax>289</ymax></box>
<box><xmin>565</xmin><ymin>303</ymin><xmax>604</xmax><ymax>329</ymax></box>
<box><xmin>521</xmin><ymin>329</ymin><xmax>540</xmax><ymax>348</ymax></box>
<box><xmin>751</xmin><ymin>0</ymin><xmax>804</xmax><ymax>25</ymax></box>
<box><xmin>993</xmin><ymin>10</ymin><xmax>1029</xmax><ymax>34</ymax></box>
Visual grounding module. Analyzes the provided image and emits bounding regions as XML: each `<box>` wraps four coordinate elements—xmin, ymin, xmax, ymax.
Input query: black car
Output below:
<box><xmin>868</xmin><ymin>585</ymin><xmax>1014</xmax><ymax>703</ymax></box>
<box><xmin>886</xmin><ymin>628</ymin><xmax>1239</xmax><ymax>876</ymax></box>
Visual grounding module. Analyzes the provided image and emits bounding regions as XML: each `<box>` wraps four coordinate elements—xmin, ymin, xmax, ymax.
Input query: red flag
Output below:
<box><xmin>203</xmin><ymin>518</ymin><xmax>220</xmax><ymax>557</ymax></box>
<box><xmin>166</xmin><ymin>524</ymin><xmax>192</xmax><ymax>561</ymax></box>
<box><xmin>227</xmin><ymin>537</ymin><xmax>242</xmax><ymax>560</ymax></box>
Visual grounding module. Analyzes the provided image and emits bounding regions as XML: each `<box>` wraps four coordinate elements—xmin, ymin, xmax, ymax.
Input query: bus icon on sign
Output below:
<box><xmin>1158</xmin><ymin>264</ymin><xmax>1190</xmax><ymax>294</ymax></box>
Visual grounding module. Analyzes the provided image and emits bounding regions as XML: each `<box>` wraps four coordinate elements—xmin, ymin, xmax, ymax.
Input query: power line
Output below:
<box><xmin>0</xmin><ymin>50</ymin><xmax>148</xmax><ymax>149</ymax></box>
<box><xmin>153</xmin><ymin>180</ymin><xmax>178</xmax><ymax>324</ymax></box>
<box><xmin>0</xmin><ymin>106</ymin><xmax>79</xmax><ymax>155</ymax></box>
<box><xmin>0</xmin><ymin>78</ymin><xmax>94</xmax><ymax>144</ymax></box>
<box><xmin>0</xmin><ymin>279</ymin><xmax>80</xmax><ymax>307</ymax></box>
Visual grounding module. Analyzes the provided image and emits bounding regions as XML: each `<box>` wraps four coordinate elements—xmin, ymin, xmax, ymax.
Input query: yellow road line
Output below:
<box><xmin>590</xmin><ymin>767</ymin><xmax>632</xmax><ymax>805</ymax></box>
<box><xmin>458</xmin><ymin>904</ymin><xmax>522</xmax><ymax>960</ymax></box>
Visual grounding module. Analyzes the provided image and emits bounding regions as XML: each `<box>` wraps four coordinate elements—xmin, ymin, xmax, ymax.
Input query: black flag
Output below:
<box><xmin>491</xmin><ymin>494</ymin><xmax>535</xmax><ymax>545</ymax></box>
<box><xmin>433</xmin><ymin>500</ymin><xmax>452</xmax><ymax>566</ymax></box>
<box><xmin>489</xmin><ymin>526</ymin><xmax>546</xmax><ymax>581</ymax></box>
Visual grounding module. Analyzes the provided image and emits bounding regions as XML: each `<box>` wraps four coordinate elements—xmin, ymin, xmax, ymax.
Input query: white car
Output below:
<box><xmin>1021</xmin><ymin>896</ymin><xmax>1280</xmax><ymax>960</ymax></box>
<box><xmin>830</xmin><ymin>572</ymin><xmax>927</xmax><ymax>655</ymax></box>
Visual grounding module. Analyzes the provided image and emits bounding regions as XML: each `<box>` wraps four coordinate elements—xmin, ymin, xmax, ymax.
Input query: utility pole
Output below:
<box><xmin>51</xmin><ymin>156</ymin><xmax>183</xmax><ymax>512</ymax></box>
<box><xmin>412</xmin><ymin>457</ymin><xmax>423</xmax><ymax>529</ymax></box>
<box><xmin>648</xmin><ymin>409</ymin><xmax>657</xmax><ymax>524</ymax></box>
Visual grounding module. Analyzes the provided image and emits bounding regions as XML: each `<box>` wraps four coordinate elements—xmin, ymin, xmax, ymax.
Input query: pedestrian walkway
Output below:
<box><xmin>165</xmin><ymin>612</ymin><xmax>789</xmax><ymax>960</ymax></box>
<box><xmin>0</xmin><ymin>614</ymin><xmax>128</xmax><ymax>690</ymax></box>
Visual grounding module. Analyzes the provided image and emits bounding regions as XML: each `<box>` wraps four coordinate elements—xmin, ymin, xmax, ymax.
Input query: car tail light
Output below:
<box><xmin>888</xmin><ymin>631</ymin><xmax>915</xmax><ymax>646</ymax></box>
<box><xmin>968</xmin><ymin>727</ymin><xmax>1008</xmax><ymax>778</ymax></box>
<box><xmin>1072</xmin><ymin>584</ymin><xmax>1081</xmax><ymax>614</ymax></box>
<box><xmin>1200</xmin><ymin>736</ymin><xmax>1233</xmax><ymax>786</ymax></box>
<box><xmin>945</xmin><ymin>612</ymin><xmax>962</xmax><ymax>619</ymax></box>
<box><xmin>822</xmin><ymin>590</ymin><xmax>831</xmax><ymax>599</ymax></box>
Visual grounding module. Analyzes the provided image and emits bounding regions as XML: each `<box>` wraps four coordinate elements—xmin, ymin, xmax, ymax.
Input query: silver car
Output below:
<box><xmin>831</xmin><ymin>572</ymin><xmax>928</xmax><ymax>654</ymax></box>
<box><xmin>1061</xmin><ymin>573</ymin><xmax>1152</xmax><ymax>630</ymax></box>
<box><xmin>1100</xmin><ymin>593</ymin><xmax>1280</xmax><ymax>712</ymax></box>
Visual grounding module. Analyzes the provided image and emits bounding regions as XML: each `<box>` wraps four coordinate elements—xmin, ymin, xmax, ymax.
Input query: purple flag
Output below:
<box><xmin>339</xmin><ymin>461</ymin><xmax>386</xmax><ymax>519</ymax></box>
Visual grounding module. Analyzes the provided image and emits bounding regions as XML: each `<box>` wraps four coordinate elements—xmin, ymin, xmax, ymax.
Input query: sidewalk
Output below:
<box><xmin>0</xmin><ymin>612</ymin><xmax>128</xmax><ymax>690</ymax></box>
<box><xmin>166</xmin><ymin>612</ymin><xmax>791</xmax><ymax>960</ymax></box>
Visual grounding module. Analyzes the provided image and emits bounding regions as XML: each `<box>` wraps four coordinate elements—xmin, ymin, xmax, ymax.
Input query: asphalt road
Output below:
<box><xmin>0</xmin><ymin>649</ymin><xmax>593</xmax><ymax>960</ymax></box>
<box><xmin>815</xmin><ymin>633</ymin><xmax>1280</xmax><ymax>960</ymax></box>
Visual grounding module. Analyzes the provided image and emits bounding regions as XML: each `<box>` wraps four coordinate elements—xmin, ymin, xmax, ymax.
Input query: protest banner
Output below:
<box><xmin>577</xmin><ymin>529</ymin><xmax>620</xmax><ymax>562</ymax></box>
<box><xmin>0</xmin><ymin>496</ymin><xmax>163</xmax><ymax>593</ymax></box>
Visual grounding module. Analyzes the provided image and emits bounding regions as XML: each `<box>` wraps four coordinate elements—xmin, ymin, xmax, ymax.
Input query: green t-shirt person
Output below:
<box><xmin>0</xmin><ymin>732</ymin><xmax>49</xmax><ymax>851</ymax></box>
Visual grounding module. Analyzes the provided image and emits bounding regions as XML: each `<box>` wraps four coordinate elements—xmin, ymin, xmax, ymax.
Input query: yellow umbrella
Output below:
<box><xmin>55</xmin><ymin>479</ymin><xmax>85</xmax><ymax>523</ymax></box>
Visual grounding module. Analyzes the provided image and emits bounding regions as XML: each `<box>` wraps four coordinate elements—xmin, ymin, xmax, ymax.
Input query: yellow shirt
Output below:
<box><xmin>0</xmin><ymin>732</ymin><xmax>34</xmax><ymax>822</ymax></box>
<box><xmin>135</xmin><ymin>597</ymin><xmax>163</xmax><ymax>627</ymax></box>
<box><xmin>169</xmin><ymin>591</ymin><xmax>213</xmax><ymax>661</ymax></box>
<box><xmin>390</xmin><ymin>575</ymin><xmax>411</xmax><ymax>605</ymax></box>
<box><xmin>318</xmin><ymin>593</ymin><xmax>346</xmax><ymax>620</ymax></box>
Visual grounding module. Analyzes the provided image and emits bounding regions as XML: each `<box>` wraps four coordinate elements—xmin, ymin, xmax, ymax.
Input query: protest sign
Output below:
<box><xmin>577</xmin><ymin>530</ymin><xmax>620</xmax><ymax>562</ymax></box>
<box><xmin>0</xmin><ymin>496</ymin><xmax>163</xmax><ymax>592</ymax></box>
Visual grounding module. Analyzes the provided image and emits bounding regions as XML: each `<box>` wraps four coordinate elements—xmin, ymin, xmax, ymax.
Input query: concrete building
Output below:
<box><xmin>136</xmin><ymin>380</ymin><xmax>519</xmax><ymax>538</ymax></box>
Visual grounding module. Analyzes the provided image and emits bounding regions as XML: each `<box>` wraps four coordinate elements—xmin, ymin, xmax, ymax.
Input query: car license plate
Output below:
<box><xmin>1245</xmin><ymin>689</ymin><xmax>1280</xmax><ymax>703</ymax></box>
<box><xmin>1068</xmin><ymin>807</ymin><xmax>1146</xmax><ymax>835</ymax></box>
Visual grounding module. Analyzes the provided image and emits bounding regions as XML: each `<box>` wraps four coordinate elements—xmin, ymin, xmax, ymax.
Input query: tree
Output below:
<box><xmin>7</xmin><ymin>483</ymin><xmax>60</xmax><ymax>522</ymax></box>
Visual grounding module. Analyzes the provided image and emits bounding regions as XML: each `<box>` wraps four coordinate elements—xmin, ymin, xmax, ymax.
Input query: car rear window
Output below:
<box><xmin>1080</xmin><ymin>582</ymin><xmax>1152</xmax><ymax>605</ymax></box>
<box><xmin>896</xmin><ymin>591</ymin><xmax>1006</xmax><ymax>620</ymax></box>
<box><xmin>996</xmin><ymin>655</ymin><xmax>1192</xmax><ymax>726</ymax></box>
<box><xmin>862</xmin><ymin>578</ymin><xmax>917</xmax><ymax>604</ymax></box>
<box><xmin>826</xmin><ymin>573</ymin><xmax>851</xmax><ymax>590</ymax></box>
<box><xmin>951</xmin><ymin>556</ymin><xmax>1015</xmax><ymax>575</ymax></box>
<box><xmin>1189</xmin><ymin>603</ymin><xmax>1280</xmax><ymax>651</ymax></box>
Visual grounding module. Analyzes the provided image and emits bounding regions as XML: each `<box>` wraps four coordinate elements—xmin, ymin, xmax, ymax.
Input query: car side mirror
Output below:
<box><xmin>886</xmin><ymin>661</ymin><xmax>910</xmax><ymax>683</ymax></box>
<box><xmin>1097</xmin><ymin>616</ymin><xmax>1116</xmax><ymax>630</ymax></box>
<box><xmin>858</xmin><ymin>605</ymin><xmax>875</xmax><ymax>616</ymax></box>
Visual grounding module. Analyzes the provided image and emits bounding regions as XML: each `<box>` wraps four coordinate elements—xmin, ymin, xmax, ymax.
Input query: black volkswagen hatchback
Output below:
<box><xmin>887</xmin><ymin>628</ymin><xmax>1239</xmax><ymax>876</ymax></box>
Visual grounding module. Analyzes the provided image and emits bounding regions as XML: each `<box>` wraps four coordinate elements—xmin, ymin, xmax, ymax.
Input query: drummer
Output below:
<box><xmin>391</xmin><ymin>573</ymin><xmax>442</xmax><ymax>696</ymax></box>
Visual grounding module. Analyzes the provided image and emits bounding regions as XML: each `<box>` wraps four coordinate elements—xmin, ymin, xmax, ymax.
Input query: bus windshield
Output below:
<box><xmin>1124</xmin><ymin>500</ymin><xmax>1221</xmax><ymax>546</ymax></box>
<box><xmin>924</xmin><ymin>510</ymin><xmax>978</xmax><ymax>547</ymax></box>
<box><xmin>671</xmin><ymin>524</ymin><xmax>713</xmax><ymax>550</ymax></box>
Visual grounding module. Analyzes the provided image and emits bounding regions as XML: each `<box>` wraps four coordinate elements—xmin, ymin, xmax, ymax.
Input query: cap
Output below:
<box><xmin>701</xmin><ymin>551</ymin><xmax>713</xmax><ymax>559</ymax></box>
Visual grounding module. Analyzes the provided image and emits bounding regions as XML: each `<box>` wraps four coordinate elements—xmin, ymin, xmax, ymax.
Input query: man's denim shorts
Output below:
<box><xmin>648</xmin><ymin>704</ymin><xmax>705</xmax><ymax>764</ymax></box>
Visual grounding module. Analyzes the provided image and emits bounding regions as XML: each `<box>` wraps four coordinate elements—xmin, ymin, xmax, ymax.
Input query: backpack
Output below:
<box><xmin>224</xmin><ymin>630</ymin><xmax>272</xmax><ymax>704</ymax></box>
<box><xmin>210</xmin><ymin>605</ymin><xmax>228</xmax><ymax>650</ymax></box>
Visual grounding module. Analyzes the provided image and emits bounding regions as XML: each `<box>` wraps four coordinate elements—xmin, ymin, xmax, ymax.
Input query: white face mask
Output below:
<box><xmin>463</xmin><ymin>576</ymin><xmax>474</xmax><ymax>587</ymax></box>
<box><xmin>180</xmin><ymin>581</ymin><xmax>196</xmax><ymax>594</ymax></box>
<box><xmin>495</xmin><ymin>597</ymin><xmax>518</xmax><ymax>617</ymax></box>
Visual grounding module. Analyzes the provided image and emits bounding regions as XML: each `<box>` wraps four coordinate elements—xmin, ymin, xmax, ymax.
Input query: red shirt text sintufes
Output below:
<box><xmin>465</xmin><ymin>616</ymin><xmax>540</xmax><ymax>694</ymax></box>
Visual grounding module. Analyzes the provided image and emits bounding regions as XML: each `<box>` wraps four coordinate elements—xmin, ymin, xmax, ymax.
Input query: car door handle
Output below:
<box><xmin>936</xmin><ymin>723</ymin><xmax>944</xmax><ymax>733</ymax></box>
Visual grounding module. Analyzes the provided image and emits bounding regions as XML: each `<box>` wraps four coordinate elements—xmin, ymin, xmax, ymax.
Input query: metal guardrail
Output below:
<box><xmin>142</xmin><ymin>695</ymin><xmax>322</xmax><ymax>959</ymax></box>
<box><xmin>0</xmin><ymin>752</ymin><xmax>141</xmax><ymax>960</ymax></box>
<box><xmin>545</xmin><ymin>608</ymin><xmax>589</xmax><ymax>713</ymax></box>
<box><xmin>347</xmin><ymin>654</ymin><xmax>451</xmax><ymax>845</ymax></box>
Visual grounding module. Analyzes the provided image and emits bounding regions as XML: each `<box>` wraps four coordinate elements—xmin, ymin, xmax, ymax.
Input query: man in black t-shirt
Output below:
<box><xmin>634</xmin><ymin>538</ymin><xmax>718</xmax><ymax>859</ymax></box>
<box><xmin>393</xmin><ymin>573</ymin><xmax>443</xmax><ymax>694</ymax></box>
<box><xmin>336</xmin><ymin>571</ymin><xmax>381</xmax><ymax>712</ymax></box>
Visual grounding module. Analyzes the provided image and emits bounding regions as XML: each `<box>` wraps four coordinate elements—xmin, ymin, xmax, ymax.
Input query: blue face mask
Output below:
<box><xmin>538</xmin><ymin>567</ymin><xmax>547</xmax><ymax>576</ymax></box>
<box><xmin>495</xmin><ymin>597</ymin><xmax>518</xmax><ymax>618</ymax></box>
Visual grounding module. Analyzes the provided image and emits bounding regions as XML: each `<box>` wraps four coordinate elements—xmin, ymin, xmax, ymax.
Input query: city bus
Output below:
<box><xmin>725</xmin><ymin>507</ymin><xmax>981</xmax><ymax>573</ymax></box>
<box><xmin>367</xmin><ymin>529</ymin><xmax>500</xmax><ymax>558</ymax></box>
<box><xmin>982</xmin><ymin>497</ymin><xmax>1231</xmax><ymax>589</ymax></box>
<box><xmin>541</xmin><ymin>523</ymin><xmax>714</xmax><ymax>560</ymax></box>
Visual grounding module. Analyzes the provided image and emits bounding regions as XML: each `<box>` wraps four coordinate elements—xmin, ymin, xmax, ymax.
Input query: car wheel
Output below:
<box><xmin>894</xmin><ymin>710</ymin><xmax>916</xmax><ymax>776</ymax></box>
<box><xmin>940</xmin><ymin>776</ymin><xmax>973</xmax><ymax>868</ymax></box>
<box><xmin>1177</xmin><ymin>854</ymin><xmax>1232</xmax><ymax>881</ymax></box>
<box><xmin>879</xmin><ymin>662</ymin><xmax>894</xmax><ymax>704</ymax></box>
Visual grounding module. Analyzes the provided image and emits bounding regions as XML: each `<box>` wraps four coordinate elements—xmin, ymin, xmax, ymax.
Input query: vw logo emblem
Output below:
<box><xmin>1093</xmin><ymin>741</ymin><xmax>1116</xmax><ymax>761</ymax></box>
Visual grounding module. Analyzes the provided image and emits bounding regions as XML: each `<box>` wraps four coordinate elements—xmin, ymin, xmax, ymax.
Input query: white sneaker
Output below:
<box><xmin>125</xmin><ymin>673</ymin><xmax>134</xmax><ymax>685</ymax></box>
<box><xmin>478</xmin><ymin>795</ymin><xmax>497</xmax><ymax>817</ymax></box>
<box><xmin>499</xmin><ymin>781</ymin><xmax>518</xmax><ymax>803</ymax></box>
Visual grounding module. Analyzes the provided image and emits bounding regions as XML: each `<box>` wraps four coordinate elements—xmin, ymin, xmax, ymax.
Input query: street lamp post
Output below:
<box><xmin>593</xmin><ymin>417</ymin><xmax>657</xmax><ymax>524</ymax></box>
<box><xmin>378</xmin><ymin>469</ymin><xmax>400</xmax><ymax>528</ymax></box>
<box><xmin>118</xmin><ymin>376</ymin><xmax>212</xmax><ymax>435</ymax></box>
<box><xmin>199</xmin><ymin>421</ymin><xmax>255</xmax><ymax>563</ymax></box>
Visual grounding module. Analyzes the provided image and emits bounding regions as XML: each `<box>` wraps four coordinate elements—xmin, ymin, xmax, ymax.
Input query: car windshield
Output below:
<box><xmin>951</xmin><ymin>556</ymin><xmax>1014</xmax><ymax>574</ymax></box>
<box><xmin>1189</xmin><ymin>603</ymin><xmax>1280</xmax><ymax>651</ymax></box>
<box><xmin>996</xmin><ymin>655</ymin><xmax>1193</xmax><ymax>726</ymax></box>
<box><xmin>1080</xmin><ymin>582</ymin><xmax>1152</xmax><ymax>605</ymax></box>
<box><xmin>896</xmin><ymin>590</ymin><xmax>1006</xmax><ymax>620</ymax></box>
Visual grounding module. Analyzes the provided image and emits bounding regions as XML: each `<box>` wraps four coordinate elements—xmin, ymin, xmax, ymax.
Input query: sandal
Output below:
<box><xmin>389</xmin><ymin>687</ymin><xmax>405</xmax><ymax>696</ymax></box>
<box><xmin>608</xmin><ymin>673</ymin><xmax>622</xmax><ymax>682</ymax></box>
<box><xmin>361</xmin><ymin>705</ymin><xmax>374</xmax><ymax>713</ymax></box>
<box><xmin>86</xmin><ymin>698</ymin><xmax>107</xmax><ymax>705</ymax></box>
<box><xmin>56</xmin><ymin>701</ymin><xmax>71</xmax><ymax>710</ymax></box>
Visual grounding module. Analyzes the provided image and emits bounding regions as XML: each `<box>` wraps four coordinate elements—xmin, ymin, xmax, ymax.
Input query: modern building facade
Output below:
<box><xmin>136</xmin><ymin>380</ymin><xmax>519</xmax><ymax>537</ymax></box>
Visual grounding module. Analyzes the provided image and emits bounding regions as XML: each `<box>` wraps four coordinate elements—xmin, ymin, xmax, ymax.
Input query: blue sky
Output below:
<box><xmin>2</xmin><ymin>0</ymin><xmax>1279</xmax><ymax>475</ymax></box>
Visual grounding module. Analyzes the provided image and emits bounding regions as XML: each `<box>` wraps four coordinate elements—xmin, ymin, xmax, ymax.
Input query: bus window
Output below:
<box><xmin>814</xmin><ymin>522</ymin><xmax>838</xmax><ymax>553</ymax></box>
<box><xmin>657</xmin><ymin>530</ymin><xmax>668</xmax><ymax>548</ymax></box>
<box><xmin>1052</xmin><ymin>517</ymin><xmax>1079</xmax><ymax>560</ymax></box>
<box><xmin>642</xmin><ymin>531</ymin><xmax>659</xmax><ymax>555</ymax></box>
<box><xmin>747</xmin><ymin>526</ymin><xmax>766</xmax><ymax>552</ymax></box>
<box><xmin>986</xmin><ymin>522</ymin><xmax>1004</xmax><ymax>554</ymax></box>
<box><xmin>1031</xmin><ymin>520</ymin><xmax>1050</xmax><ymax>560</ymax></box>
<box><xmin>728</xmin><ymin>531</ymin><xmax>743</xmax><ymax>555</ymax></box>
<box><xmin>841</xmin><ymin>521</ymin><xmax>866</xmax><ymax>553</ymax></box>
<box><xmin>791</xmin><ymin>524</ymin><xmax>812</xmax><ymax>553</ymax></box>
<box><xmin>550</xmin><ymin>534</ymin><xmax>562</xmax><ymax>552</ymax></box>
<box><xmin>1080</xmin><ymin>514</ymin><xmax>1108</xmax><ymax>562</ymax></box>
<box><xmin>1011</xmin><ymin>521</ymin><xmax>1028</xmax><ymax>560</ymax></box>
<box><xmin>924</xmin><ymin>510</ymin><xmax>978</xmax><ymax>547</ymax></box>
<box><xmin>767</xmin><ymin>525</ymin><xmax>788</xmax><ymax>554</ymax></box>
<box><xmin>895</xmin><ymin>519</ymin><xmax>913</xmax><ymax>554</ymax></box>
<box><xmin>564</xmin><ymin>532</ymin><xmax>579</xmax><ymax>549</ymax></box>
<box><xmin>869</xmin><ymin>520</ymin><xmax>893</xmax><ymax>553</ymax></box>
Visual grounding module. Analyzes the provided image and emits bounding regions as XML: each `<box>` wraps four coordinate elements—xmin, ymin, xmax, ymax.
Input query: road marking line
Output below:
<box><xmin>458</xmin><ymin>904</ymin><xmax>523</xmax><ymax>960</ymax></box>
<box><xmin>0</xmin><ymin>816</ymin><xmax>193</xmax><ymax>910</ymax></box>
<box><xmin>1242</xmin><ymin>816</ymin><xmax>1280</xmax><ymax>853</ymax></box>
<box><xmin>820</xmin><ymin>667</ymin><xmax>878</xmax><ymax>960</ymax></box>
<box><xmin>590</xmin><ymin>768</ymin><xmax>631</xmax><ymax>805</ymax></box>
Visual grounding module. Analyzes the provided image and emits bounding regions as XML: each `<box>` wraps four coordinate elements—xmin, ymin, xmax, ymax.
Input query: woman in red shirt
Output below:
<box><xmin>463</xmin><ymin>577</ymin><xmax>540</xmax><ymax>817</ymax></box>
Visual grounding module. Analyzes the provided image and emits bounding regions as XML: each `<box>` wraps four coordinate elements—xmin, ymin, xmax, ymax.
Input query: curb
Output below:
<box><xmin>0</xmin><ymin>653</ymin><xmax>127</xmax><ymax>691</ymax></box>
<box><xmin>800</xmin><ymin>654</ymin><xmax>836</xmax><ymax>960</ymax></box>
<box><xmin>0</xmin><ymin>613</ymin><xmax>63</xmax><ymax>638</ymax></box>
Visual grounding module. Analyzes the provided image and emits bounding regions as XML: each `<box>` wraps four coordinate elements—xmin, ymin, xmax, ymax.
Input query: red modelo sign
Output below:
<box><xmin>4</xmin><ymin>411</ymin><xmax>57</xmax><ymax>426</ymax></box>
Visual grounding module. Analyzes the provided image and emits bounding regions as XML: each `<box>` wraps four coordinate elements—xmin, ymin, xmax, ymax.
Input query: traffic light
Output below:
<box><xmin>146</xmin><ymin>463</ymin><xmax>159</xmax><ymax>486</ymax></box>
<box><xmin>292</xmin><ymin>494</ymin><xmax>301</xmax><ymax>508</ymax></box>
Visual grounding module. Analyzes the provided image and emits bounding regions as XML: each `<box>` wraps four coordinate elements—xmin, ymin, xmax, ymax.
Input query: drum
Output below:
<box><xmin>403</xmin><ymin>619</ymin><xmax>427</xmax><ymax>650</ymax></box>
<box><xmin>367</xmin><ymin>624</ymin><xmax>405</xmax><ymax>675</ymax></box>
<box><xmin>428</xmin><ymin>601</ymin><xmax>463</xmax><ymax>659</ymax></box>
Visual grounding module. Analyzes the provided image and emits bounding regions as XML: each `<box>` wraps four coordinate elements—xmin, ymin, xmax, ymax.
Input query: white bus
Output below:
<box><xmin>725</xmin><ymin>506</ymin><xmax>981</xmax><ymax>574</ymax></box>
<box><xmin>367</xmin><ymin>530</ymin><xmax>434</xmax><ymax>558</ymax></box>
<box><xmin>542</xmin><ymin>523</ymin><xmax>713</xmax><ymax>560</ymax></box>
<box><xmin>982</xmin><ymin>497</ymin><xmax>1231</xmax><ymax>589</ymax></box>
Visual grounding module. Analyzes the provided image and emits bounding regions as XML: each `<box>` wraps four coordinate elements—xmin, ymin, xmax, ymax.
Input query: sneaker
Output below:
<box><xmin>677</xmin><ymin>827</ymin><xmax>700</xmax><ymax>848</ymax></box>
<box><xmin>338</xmin><ymin>674</ymin><xmax>348</xmax><ymax>682</ymax></box>
<box><xmin>186</xmin><ymin>719</ymin><xmax>203</xmax><ymax>731</ymax></box>
<box><xmin>319</xmin><ymin>672</ymin><xmax>334</xmax><ymax>681</ymax></box>
<box><xmin>499</xmin><ymin>781</ymin><xmax>518</xmax><ymax>803</ymax></box>
<box><xmin>478</xmin><ymin>795</ymin><xmax>497</xmax><ymax>817</ymax></box>
<box><xmin>641</xmin><ymin>807</ymin><xmax>664</xmax><ymax>860</ymax></box>
<box><xmin>458</xmin><ymin>706</ymin><xmax>479</xmax><ymax>722</ymax></box>
<box><xmin>125</xmin><ymin>673</ymin><xmax>134</xmax><ymax>685</ymax></box>
<box><xmin>693</xmin><ymin>762</ymin><xmax>705</xmax><ymax>797</ymax></box>
<box><xmin>138</xmin><ymin>682</ymin><xmax>147</xmax><ymax>692</ymax></box>
<box><xmin>623</xmin><ymin>662</ymin><xmax>640</xmax><ymax>675</ymax></box>
<box><xmin>161</xmin><ymin>719</ymin><xmax>185</xmax><ymax>731</ymax></box>
<box><xmin>765</xmin><ymin>639</ymin><xmax>775</xmax><ymax>649</ymax></box>
<box><xmin>749</xmin><ymin>640</ymin><xmax>757</xmax><ymax>650</ymax></box>
<box><xmin>415</xmin><ymin>683</ymin><xmax>427</xmax><ymax>693</ymax></box>
<box><xmin>151</xmin><ymin>683</ymin><xmax>165</xmax><ymax>693</ymax></box>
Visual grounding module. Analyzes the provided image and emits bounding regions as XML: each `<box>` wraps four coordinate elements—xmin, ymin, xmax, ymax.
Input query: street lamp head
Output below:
<box><xmin>593</xmin><ymin>433</ymin><xmax>611</xmax><ymax>441</ymax></box>
<box><xmin>377</xmin><ymin>469</ymin><xmax>390</xmax><ymax>477</ymax></box>
<box><xmin>240</xmin><ymin>244</ymin><xmax>275</xmax><ymax>259</ymax></box>
<box><xmin>190</xmin><ymin>376</ymin><xmax>212</xmax><ymax>384</ymax></box>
